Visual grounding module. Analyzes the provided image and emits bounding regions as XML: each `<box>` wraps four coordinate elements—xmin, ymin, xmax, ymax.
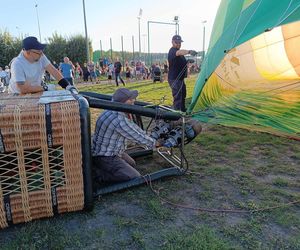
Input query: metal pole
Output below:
<box><xmin>34</xmin><ymin>3</ymin><xmax>42</xmax><ymax>41</ymax></box>
<box><xmin>138</xmin><ymin>17</ymin><xmax>141</xmax><ymax>60</ymax></box>
<box><xmin>82</xmin><ymin>0</ymin><xmax>90</xmax><ymax>62</ymax></box>
<box><xmin>121</xmin><ymin>35</ymin><xmax>125</xmax><ymax>68</ymax></box>
<box><xmin>100</xmin><ymin>40</ymin><xmax>102</xmax><ymax>58</ymax></box>
<box><xmin>110</xmin><ymin>37</ymin><xmax>113</xmax><ymax>61</ymax></box>
<box><xmin>142</xmin><ymin>34</ymin><xmax>146</xmax><ymax>63</ymax></box>
<box><xmin>132</xmin><ymin>35</ymin><xmax>135</xmax><ymax>62</ymax></box>
<box><xmin>202</xmin><ymin>20</ymin><xmax>207</xmax><ymax>60</ymax></box>
<box><xmin>202</xmin><ymin>25</ymin><xmax>206</xmax><ymax>59</ymax></box>
<box><xmin>147</xmin><ymin>21</ymin><xmax>150</xmax><ymax>66</ymax></box>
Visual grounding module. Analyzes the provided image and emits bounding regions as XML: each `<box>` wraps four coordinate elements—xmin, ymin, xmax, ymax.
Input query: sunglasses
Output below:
<box><xmin>174</xmin><ymin>41</ymin><xmax>181</xmax><ymax>44</ymax></box>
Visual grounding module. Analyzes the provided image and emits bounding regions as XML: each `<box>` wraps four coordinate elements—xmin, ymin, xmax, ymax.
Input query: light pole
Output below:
<box><xmin>202</xmin><ymin>20</ymin><xmax>207</xmax><ymax>60</ymax></box>
<box><xmin>132</xmin><ymin>35</ymin><xmax>135</xmax><ymax>62</ymax></box>
<box><xmin>82</xmin><ymin>0</ymin><xmax>90</xmax><ymax>62</ymax></box>
<box><xmin>110</xmin><ymin>37</ymin><xmax>113</xmax><ymax>60</ymax></box>
<box><xmin>137</xmin><ymin>8</ymin><xmax>143</xmax><ymax>61</ymax></box>
<box><xmin>34</xmin><ymin>2</ymin><xmax>42</xmax><ymax>41</ymax></box>
<box><xmin>173</xmin><ymin>16</ymin><xmax>179</xmax><ymax>35</ymax></box>
<box><xmin>100</xmin><ymin>40</ymin><xmax>102</xmax><ymax>59</ymax></box>
<box><xmin>142</xmin><ymin>34</ymin><xmax>147</xmax><ymax>62</ymax></box>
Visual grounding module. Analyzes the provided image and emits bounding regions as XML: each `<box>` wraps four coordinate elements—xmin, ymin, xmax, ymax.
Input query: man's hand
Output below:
<box><xmin>189</xmin><ymin>50</ymin><xmax>198</xmax><ymax>56</ymax></box>
<box><xmin>187</xmin><ymin>59</ymin><xmax>195</xmax><ymax>64</ymax></box>
<box><xmin>155</xmin><ymin>139</ymin><xmax>165</xmax><ymax>147</ymax></box>
<box><xmin>66</xmin><ymin>85</ymin><xmax>78</xmax><ymax>94</ymax></box>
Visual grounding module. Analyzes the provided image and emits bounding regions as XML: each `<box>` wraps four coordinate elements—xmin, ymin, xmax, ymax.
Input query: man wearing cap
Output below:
<box><xmin>168</xmin><ymin>35</ymin><xmax>197</xmax><ymax>112</ymax></box>
<box><xmin>8</xmin><ymin>36</ymin><xmax>73</xmax><ymax>94</ymax></box>
<box><xmin>92</xmin><ymin>88</ymin><xmax>160</xmax><ymax>183</ymax></box>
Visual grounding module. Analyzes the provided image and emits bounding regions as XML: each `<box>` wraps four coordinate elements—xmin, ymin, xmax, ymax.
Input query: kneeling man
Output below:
<box><xmin>92</xmin><ymin>88</ymin><xmax>160</xmax><ymax>183</ymax></box>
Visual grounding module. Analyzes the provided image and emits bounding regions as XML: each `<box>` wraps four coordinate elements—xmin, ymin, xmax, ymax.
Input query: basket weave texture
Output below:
<box><xmin>0</xmin><ymin>93</ymin><xmax>84</xmax><ymax>229</ymax></box>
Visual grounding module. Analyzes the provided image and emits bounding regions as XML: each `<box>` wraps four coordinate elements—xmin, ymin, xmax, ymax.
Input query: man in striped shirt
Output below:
<box><xmin>92</xmin><ymin>88</ymin><xmax>160</xmax><ymax>183</ymax></box>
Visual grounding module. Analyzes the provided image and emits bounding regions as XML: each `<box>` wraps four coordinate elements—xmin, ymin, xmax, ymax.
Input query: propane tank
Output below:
<box><xmin>164</xmin><ymin>127</ymin><xmax>182</xmax><ymax>148</ymax></box>
<box><xmin>150</xmin><ymin>121</ymin><xmax>171</xmax><ymax>140</ymax></box>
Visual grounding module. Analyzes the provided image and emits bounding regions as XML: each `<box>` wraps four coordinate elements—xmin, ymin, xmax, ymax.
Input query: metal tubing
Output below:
<box><xmin>80</xmin><ymin>91</ymin><xmax>150</xmax><ymax>107</ymax></box>
<box><xmin>77</xmin><ymin>94</ymin><xmax>94</xmax><ymax>210</ymax></box>
<box><xmin>87</xmin><ymin>97</ymin><xmax>182</xmax><ymax>121</ymax></box>
<box><xmin>94</xmin><ymin>167</ymin><xmax>184</xmax><ymax>196</ymax></box>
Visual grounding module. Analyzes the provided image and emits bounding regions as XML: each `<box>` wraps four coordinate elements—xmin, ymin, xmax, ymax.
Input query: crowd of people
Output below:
<box><xmin>43</xmin><ymin>55</ymin><xmax>198</xmax><ymax>87</ymax></box>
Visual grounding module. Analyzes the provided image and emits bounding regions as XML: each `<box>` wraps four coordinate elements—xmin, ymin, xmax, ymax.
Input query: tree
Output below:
<box><xmin>66</xmin><ymin>34</ymin><xmax>92</xmax><ymax>64</ymax></box>
<box><xmin>44</xmin><ymin>32</ymin><xmax>67</xmax><ymax>63</ymax></box>
<box><xmin>0</xmin><ymin>31</ymin><xmax>22</xmax><ymax>67</ymax></box>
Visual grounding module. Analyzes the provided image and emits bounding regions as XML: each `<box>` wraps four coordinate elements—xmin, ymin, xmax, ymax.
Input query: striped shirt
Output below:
<box><xmin>92</xmin><ymin>110</ymin><xmax>155</xmax><ymax>157</ymax></box>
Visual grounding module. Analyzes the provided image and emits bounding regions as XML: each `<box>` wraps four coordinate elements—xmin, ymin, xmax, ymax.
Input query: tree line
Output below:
<box><xmin>0</xmin><ymin>31</ymin><xmax>93</xmax><ymax>67</ymax></box>
<box><xmin>0</xmin><ymin>30</ymin><xmax>168</xmax><ymax>67</ymax></box>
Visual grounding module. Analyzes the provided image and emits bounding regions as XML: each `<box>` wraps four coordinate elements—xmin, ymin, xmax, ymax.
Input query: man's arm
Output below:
<box><xmin>116</xmin><ymin>115</ymin><xmax>156</xmax><ymax>148</ymax></box>
<box><xmin>45</xmin><ymin>64</ymin><xmax>63</xmax><ymax>81</ymax></box>
<box><xmin>176</xmin><ymin>49</ymin><xmax>197</xmax><ymax>57</ymax></box>
<box><xmin>17</xmin><ymin>81</ymin><xmax>44</xmax><ymax>94</ymax></box>
<box><xmin>176</xmin><ymin>49</ymin><xmax>190</xmax><ymax>56</ymax></box>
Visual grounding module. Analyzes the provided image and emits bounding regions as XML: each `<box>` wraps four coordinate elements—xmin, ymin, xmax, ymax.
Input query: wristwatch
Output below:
<box><xmin>41</xmin><ymin>81</ymin><xmax>48</xmax><ymax>91</ymax></box>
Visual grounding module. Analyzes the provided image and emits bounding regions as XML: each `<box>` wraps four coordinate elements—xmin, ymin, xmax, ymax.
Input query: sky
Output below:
<box><xmin>0</xmin><ymin>0</ymin><xmax>221</xmax><ymax>53</ymax></box>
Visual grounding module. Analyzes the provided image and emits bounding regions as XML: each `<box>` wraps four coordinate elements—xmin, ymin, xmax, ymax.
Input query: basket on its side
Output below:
<box><xmin>0</xmin><ymin>91</ymin><xmax>93</xmax><ymax>229</ymax></box>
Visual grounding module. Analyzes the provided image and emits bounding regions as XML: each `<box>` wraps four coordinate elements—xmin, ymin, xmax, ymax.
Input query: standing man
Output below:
<box><xmin>114</xmin><ymin>57</ymin><xmax>125</xmax><ymax>87</ymax></box>
<box><xmin>92</xmin><ymin>88</ymin><xmax>160</xmax><ymax>183</ymax></box>
<box><xmin>168</xmin><ymin>35</ymin><xmax>197</xmax><ymax>112</ymax></box>
<box><xmin>87</xmin><ymin>61</ymin><xmax>96</xmax><ymax>82</ymax></box>
<box><xmin>8</xmin><ymin>36</ymin><xmax>73</xmax><ymax>94</ymax></box>
<box><xmin>59</xmin><ymin>57</ymin><xmax>75</xmax><ymax>86</ymax></box>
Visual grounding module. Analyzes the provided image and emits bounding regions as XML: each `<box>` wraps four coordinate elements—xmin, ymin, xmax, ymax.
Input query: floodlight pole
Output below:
<box><xmin>132</xmin><ymin>35</ymin><xmax>135</xmax><ymax>61</ymax></box>
<box><xmin>82</xmin><ymin>0</ymin><xmax>90</xmax><ymax>62</ymax></box>
<box><xmin>173</xmin><ymin>16</ymin><xmax>179</xmax><ymax>35</ymax></box>
<box><xmin>100</xmin><ymin>40</ymin><xmax>102</xmax><ymax>58</ymax></box>
<box><xmin>110</xmin><ymin>37</ymin><xmax>113</xmax><ymax>60</ymax></box>
<box><xmin>121</xmin><ymin>35</ymin><xmax>125</xmax><ymax>68</ymax></box>
<box><xmin>202</xmin><ymin>20</ymin><xmax>207</xmax><ymax>59</ymax></box>
<box><xmin>142</xmin><ymin>34</ymin><xmax>147</xmax><ymax>63</ymax></box>
<box><xmin>137</xmin><ymin>8</ymin><xmax>144</xmax><ymax>61</ymax></box>
<box><xmin>34</xmin><ymin>3</ymin><xmax>42</xmax><ymax>42</ymax></box>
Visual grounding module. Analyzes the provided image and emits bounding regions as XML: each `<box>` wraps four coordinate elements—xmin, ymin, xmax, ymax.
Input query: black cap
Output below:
<box><xmin>22</xmin><ymin>36</ymin><xmax>46</xmax><ymax>51</ymax></box>
<box><xmin>112</xmin><ymin>88</ymin><xmax>138</xmax><ymax>103</ymax></box>
<box><xmin>172</xmin><ymin>35</ymin><xmax>183</xmax><ymax>42</ymax></box>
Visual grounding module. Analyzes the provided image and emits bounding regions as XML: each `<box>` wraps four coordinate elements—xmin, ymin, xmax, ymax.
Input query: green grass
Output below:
<box><xmin>162</xmin><ymin>226</ymin><xmax>232</xmax><ymax>250</ymax></box>
<box><xmin>1</xmin><ymin>76</ymin><xmax>300</xmax><ymax>249</ymax></box>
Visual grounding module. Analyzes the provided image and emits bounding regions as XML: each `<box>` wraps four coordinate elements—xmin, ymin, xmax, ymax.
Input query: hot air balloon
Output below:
<box><xmin>189</xmin><ymin>0</ymin><xmax>300</xmax><ymax>140</ymax></box>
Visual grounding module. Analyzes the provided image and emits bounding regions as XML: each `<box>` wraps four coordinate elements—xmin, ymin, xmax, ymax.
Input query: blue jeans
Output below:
<box><xmin>115</xmin><ymin>72</ymin><xmax>125</xmax><ymax>86</ymax></box>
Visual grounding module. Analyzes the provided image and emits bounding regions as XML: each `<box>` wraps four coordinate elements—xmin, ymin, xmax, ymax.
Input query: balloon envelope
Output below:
<box><xmin>189</xmin><ymin>0</ymin><xmax>300</xmax><ymax>139</ymax></box>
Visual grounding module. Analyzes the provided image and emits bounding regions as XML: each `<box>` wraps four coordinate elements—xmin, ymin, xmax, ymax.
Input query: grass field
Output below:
<box><xmin>0</xmin><ymin>76</ymin><xmax>300</xmax><ymax>249</ymax></box>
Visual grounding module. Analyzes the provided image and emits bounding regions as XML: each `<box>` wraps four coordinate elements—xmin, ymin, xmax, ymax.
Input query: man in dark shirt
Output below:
<box><xmin>114</xmin><ymin>58</ymin><xmax>125</xmax><ymax>86</ymax></box>
<box><xmin>168</xmin><ymin>35</ymin><xmax>197</xmax><ymax>112</ymax></box>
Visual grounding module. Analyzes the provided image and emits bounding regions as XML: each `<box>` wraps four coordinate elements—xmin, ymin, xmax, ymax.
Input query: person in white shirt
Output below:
<box><xmin>8</xmin><ymin>36</ymin><xmax>74</xmax><ymax>94</ymax></box>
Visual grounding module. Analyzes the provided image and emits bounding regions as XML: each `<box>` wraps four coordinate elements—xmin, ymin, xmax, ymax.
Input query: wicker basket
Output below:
<box><xmin>0</xmin><ymin>91</ymin><xmax>91</xmax><ymax>229</ymax></box>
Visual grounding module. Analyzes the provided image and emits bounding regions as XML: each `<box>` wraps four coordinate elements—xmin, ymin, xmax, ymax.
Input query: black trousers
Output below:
<box><xmin>168</xmin><ymin>79</ymin><xmax>186</xmax><ymax>112</ymax></box>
